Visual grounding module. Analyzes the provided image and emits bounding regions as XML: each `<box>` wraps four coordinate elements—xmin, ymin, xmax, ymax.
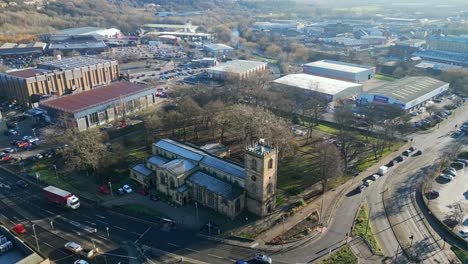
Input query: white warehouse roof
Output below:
<box><xmin>273</xmin><ymin>74</ymin><xmax>362</xmax><ymax>95</ymax></box>
<box><xmin>207</xmin><ymin>60</ymin><xmax>266</xmax><ymax>74</ymax></box>
<box><xmin>304</xmin><ymin>60</ymin><xmax>373</xmax><ymax>74</ymax></box>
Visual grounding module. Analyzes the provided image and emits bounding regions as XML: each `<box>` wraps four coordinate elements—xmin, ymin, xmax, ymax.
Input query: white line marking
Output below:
<box><xmin>96</xmin><ymin>220</ymin><xmax>109</xmax><ymax>225</ymax></box>
<box><xmin>45</xmin><ymin>210</ymin><xmax>54</xmax><ymax>215</ymax></box>
<box><xmin>96</xmin><ymin>214</ymin><xmax>106</xmax><ymax>219</ymax></box>
<box><xmin>208</xmin><ymin>254</ymin><xmax>224</xmax><ymax>259</ymax></box>
<box><xmin>114</xmin><ymin>226</ymin><xmax>126</xmax><ymax>231</ymax></box>
<box><xmin>250</xmin><ymin>242</ymin><xmax>259</xmax><ymax>248</ymax></box>
<box><xmin>97</xmin><ymin>235</ymin><xmax>109</xmax><ymax>241</ymax></box>
<box><xmin>167</xmin><ymin>243</ymin><xmax>180</xmax><ymax>247</ymax></box>
<box><xmin>132</xmin><ymin>231</ymin><xmax>143</xmax><ymax>236</ymax></box>
<box><xmin>134</xmin><ymin>227</ymin><xmax>151</xmax><ymax>244</ymax></box>
<box><xmin>84</xmin><ymin>220</ymin><xmax>96</xmax><ymax>226</ymax></box>
<box><xmin>185</xmin><ymin>248</ymin><xmax>200</xmax><ymax>253</ymax></box>
<box><xmin>43</xmin><ymin>242</ymin><xmax>54</xmax><ymax>248</ymax></box>
<box><xmin>102</xmin><ymin>253</ymin><xmax>138</xmax><ymax>259</ymax></box>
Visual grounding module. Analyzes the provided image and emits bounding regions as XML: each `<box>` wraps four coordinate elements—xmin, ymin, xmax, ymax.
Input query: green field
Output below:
<box><xmin>375</xmin><ymin>74</ymin><xmax>397</xmax><ymax>81</ymax></box>
<box><xmin>318</xmin><ymin>245</ymin><xmax>358</xmax><ymax>264</ymax></box>
<box><xmin>352</xmin><ymin>204</ymin><xmax>382</xmax><ymax>254</ymax></box>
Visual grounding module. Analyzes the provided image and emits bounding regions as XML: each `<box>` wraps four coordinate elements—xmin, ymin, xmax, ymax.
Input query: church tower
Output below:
<box><xmin>244</xmin><ymin>140</ymin><xmax>278</xmax><ymax>216</ymax></box>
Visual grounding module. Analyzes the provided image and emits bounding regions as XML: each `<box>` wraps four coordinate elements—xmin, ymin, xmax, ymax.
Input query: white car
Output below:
<box><xmin>64</xmin><ymin>242</ymin><xmax>83</xmax><ymax>253</ymax></box>
<box><xmin>364</xmin><ymin>179</ymin><xmax>373</xmax><ymax>186</ymax></box>
<box><xmin>370</xmin><ymin>174</ymin><xmax>380</xmax><ymax>181</ymax></box>
<box><xmin>33</xmin><ymin>153</ymin><xmax>43</xmax><ymax>159</ymax></box>
<box><xmin>122</xmin><ymin>185</ymin><xmax>133</xmax><ymax>193</ymax></box>
<box><xmin>458</xmin><ymin>229</ymin><xmax>468</xmax><ymax>238</ymax></box>
<box><xmin>439</xmin><ymin>174</ymin><xmax>454</xmax><ymax>181</ymax></box>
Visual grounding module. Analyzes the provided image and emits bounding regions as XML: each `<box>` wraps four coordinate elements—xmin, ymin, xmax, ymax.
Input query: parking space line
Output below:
<box><xmin>167</xmin><ymin>243</ymin><xmax>180</xmax><ymax>247</ymax></box>
<box><xmin>114</xmin><ymin>225</ymin><xmax>126</xmax><ymax>231</ymax></box>
<box><xmin>95</xmin><ymin>215</ymin><xmax>106</xmax><ymax>219</ymax></box>
<box><xmin>208</xmin><ymin>254</ymin><xmax>224</xmax><ymax>259</ymax></box>
<box><xmin>96</xmin><ymin>220</ymin><xmax>109</xmax><ymax>225</ymax></box>
<box><xmin>185</xmin><ymin>248</ymin><xmax>200</xmax><ymax>253</ymax></box>
<box><xmin>43</xmin><ymin>242</ymin><xmax>54</xmax><ymax>248</ymax></box>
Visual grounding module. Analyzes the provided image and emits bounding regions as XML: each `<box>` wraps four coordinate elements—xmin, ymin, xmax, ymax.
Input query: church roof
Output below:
<box><xmin>147</xmin><ymin>155</ymin><xmax>169</xmax><ymax>167</ymax></box>
<box><xmin>161</xmin><ymin>159</ymin><xmax>197</xmax><ymax>175</ymax></box>
<box><xmin>188</xmin><ymin>171</ymin><xmax>243</xmax><ymax>200</ymax></box>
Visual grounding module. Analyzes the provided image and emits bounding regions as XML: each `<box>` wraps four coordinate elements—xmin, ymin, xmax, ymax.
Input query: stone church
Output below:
<box><xmin>130</xmin><ymin>138</ymin><xmax>278</xmax><ymax>219</ymax></box>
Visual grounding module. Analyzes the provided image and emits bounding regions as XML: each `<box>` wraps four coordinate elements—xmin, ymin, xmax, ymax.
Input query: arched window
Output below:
<box><xmin>267</xmin><ymin>183</ymin><xmax>273</xmax><ymax>194</ymax></box>
<box><xmin>268</xmin><ymin>158</ymin><xmax>273</xmax><ymax>169</ymax></box>
<box><xmin>251</xmin><ymin>159</ymin><xmax>257</xmax><ymax>171</ymax></box>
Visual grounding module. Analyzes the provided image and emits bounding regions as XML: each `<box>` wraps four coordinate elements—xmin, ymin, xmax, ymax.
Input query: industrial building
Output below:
<box><xmin>357</xmin><ymin>76</ymin><xmax>449</xmax><ymax>111</ymax></box>
<box><xmin>206</xmin><ymin>60</ymin><xmax>267</xmax><ymax>80</ymax></box>
<box><xmin>0</xmin><ymin>56</ymin><xmax>120</xmax><ymax>106</ymax></box>
<box><xmin>413</xmin><ymin>50</ymin><xmax>468</xmax><ymax>68</ymax></box>
<box><xmin>58</xmin><ymin>27</ymin><xmax>122</xmax><ymax>39</ymax></box>
<box><xmin>130</xmin><ymin>139</ymin><xmax>278</xmax><ymax>219</ymax></box>
<box><xmin>47</xmin><ymin>35</ymin><xmax>107</xmax><ymax>55</ymax></box>
<box><xmin>0</xmin><ymin>42</ymin><xmax>46</xmax><ymax>57</ymax></box>
<box><xmin>203</xmin><ymin>43</ymin><xmax>234</xmax><ymax>56</ymax></box>
<box><xmin>303</xmin><ymin>60</ymin><xmax>375</xmax><ymax>83</ymax></box>
<box><xmin>427</xmin><ymin>36</ymin><xmax>468</xmax><ymax>54</ymax></box>
<box><xmin>272</xmin><ymin>73</ymin><xmax>363</xmax><ymax>102</ymax></box>
<box><xmin>39</xmin><ymin>81</ymin><xmax>157</xmax><ymax>131</ymax></box>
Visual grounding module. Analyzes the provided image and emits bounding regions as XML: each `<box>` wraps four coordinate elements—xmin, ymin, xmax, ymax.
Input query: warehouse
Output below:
<box><xmin>39</xmin><ymin>81</ymin><xmax>157</xmax><ymax>131</ymax></box>
<box><xmin>357</xmin><ymin>76</ymin><xmax>449</xmax><ymax>111</ymax></box>
<box><xmin>0</xmin><ymin>56</ymin><xmax>119</xmax><ymax>106</ymax></box>
<box><xmin>303</xmin><ymin>60</ymin><xmax>375</xmax><ymax>83</ymax></box>
<box><xmin>206</xmin><ymin>60</ymin><xmax>267</xmax><ymax>80</ymax></box>
<box><xmin>272</xmin><ymin>73</ymin><xmax>363</xmax><ymax>102</ymax></box>
<box><xmin>203</xmin><ymin>43</ymin><xmax>234</xmax><ymax>56</ymax></box>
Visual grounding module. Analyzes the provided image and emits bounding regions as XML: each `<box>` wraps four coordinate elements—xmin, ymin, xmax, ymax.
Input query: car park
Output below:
<box><xmin>64</xmin><ymin>242</ymin><xmax>83</xmax><ymax>253</ymax></box>
<box><xmin>439</xmin><ymin>174</ymin><xmax>454</xmax><ymax>181</ymax></box>
<box><xmin>443</xmin><ymin>169</ymin><xmax>456</xmax><ymax>177</ymax></box>
<box><xmin>455</xmin><ymin>159</ymin><xmax>468</xmax><ymax>165</ymax></box>
<box><xmin>122</xmin><ymin>185</ymin><xmax>133</xmax><ymax>193</ymax></box>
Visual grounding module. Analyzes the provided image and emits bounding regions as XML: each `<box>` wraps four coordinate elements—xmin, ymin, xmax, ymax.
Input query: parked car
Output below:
<box><xmin>455</xmin><ymin>159</ymin><xmax>468</xmax><ymax>166</ymax></box>
<box><xmin>254</xmin><ymin>254</ymin><xmax>272</xmax><ymax>264</ymax></box>
<box><xmin>3</xmin><ymin>147</ymin><xmax>16</xmax><ymax>153</ymax></box>
<box><xmin>412</xmin><ymin>150</ymin><xmax>423</xmax><ymax>156</ymax></box>
<box><xmin>443</xmin><ymin>169</ymin><xmax>457</xmax><ymax>177</ymax></box>
<box><xmin>427</xmin><ymin>190</ymin><xmax>440</xmax><ymax>199</ymax></box>
<box><xmin>450</xmin><ymin>161</ymin><xmax>465</xmax><ymax>170</ymax></box>
<box><xmin>122</xmin><ymin>185</ymin><xmax>133</xmax><ymax>193</ymax></box>
<box><xmin>149</xmin><ymin>194</ymin><xmax>160</xmax><ymax>201</ymax></box>
<box><xmin>2</xmin><ymin>155</ymin><xmax>12</xmax><ymax>162</ymax></box>
<box><xmin>117</xmin><ymin>188</ymin><xmax>126</xmax><ymax>195</ymax></box>
<box><xmin>33</xmin><ymin>153</ymin><xmax>43</xmax><ymax>160</ymax></box>
<box><xmin>16</xmin><ymin>180</ymin><xmax>28</xmax><ymax>188</ymax></box>
<box><xmin>402</xmin><ymin>150</ymin><xmax>410</xmax><ymax>156</ymax></box>
<box><xmin>370</xmin><ymin>174</ymin><xmax>380</xmax><ymax>181</ymax></box>
<box><xmin>363</xmin><ymin>179</ymin><xmax>373</xmax><ymax>186</ymax></box>
<box><xmin>74</xmin><ymin>260</ymin><xmax>89</xmax><ymax>264</ymax></box>
<box><xmin>98</xmin><ymin>185</ymin><xmax>110</xmax><ymax>194</ymax></box>
<box><xmin>64</xmin><ymin>242</ymin><xmax>83</xmax><ymax>253</ymax></box>
<box><xmin>385</xmin><ymin>160</ymin><xmax>395</xmax><ymax>167</ymax></box>
<box><xmin>458</xmin><ymin>229</ymin><xmax>468</xmax><ymax>238</ymax></box>
<box><xmin>439</xmin><ymin>174</ymin><xmax>454</xmax><ymax>181</ymax></box>
<box><xmin>356</xmin><ymin>185</ymin><xmax>366</xmax><ymax>193</ymax></box>
<box><xmin>12</xmin><ymin>224</ymin><xmax>26</xmax><ymax>234</ymax></box>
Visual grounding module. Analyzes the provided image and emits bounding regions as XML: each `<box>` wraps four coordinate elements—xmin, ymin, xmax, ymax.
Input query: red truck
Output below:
<box><xmin>43</xmin><ymin>186</ymin><xmax>80</xmax><ymax>209</ymax></box>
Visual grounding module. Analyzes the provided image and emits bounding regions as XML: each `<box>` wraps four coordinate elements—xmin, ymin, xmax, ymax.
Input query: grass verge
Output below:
<box><xmin>317</xmin><ymin>245</ymin><xmax>358</xmax><ymax>264</ymax></box>
<box><xmin>374</xmin><ymin>73</ymin><xmax>397</xmax><ymax>81</ymax></box>
<box><xmin>451</xmin><ymin>246</ymin><xmax>468</xmax><ymax>263</ymax></box>
<box><xmin>352</xmin><ymin>204</ymin><xmax>382</xmax><ymax>254</ymax></box>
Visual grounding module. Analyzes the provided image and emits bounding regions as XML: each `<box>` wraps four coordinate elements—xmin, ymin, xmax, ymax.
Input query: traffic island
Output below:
<box><xmin>352</xmin><ymin>204</ymin><xmax>383</xmax><ymax>255</ymax></box>
<box><xmin>317</xmin><ymin>245</ymin><xmax>358</xmax><ymax>264</ymax></box>
<box><xmin>270</xmin><ymin>211</ymin><xmax>319</xmax><ymax>243</ymax></box>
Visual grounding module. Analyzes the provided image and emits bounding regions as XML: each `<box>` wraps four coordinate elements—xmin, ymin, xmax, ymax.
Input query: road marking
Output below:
<box><xmin>102</xmin><ymin>253</ymin><xmax>138</xmax><ymax>259</ymax></box>
<box><xmin>96</xmin><ymin>214</ymin><xmax>106</xmax><ymax>219</ymax></box>
<box><xmin>96</xmin><ymin>220</ymin><xmax>109</xmax><ymax>225</ymax></box>
<box><xmin>185</xmin><ymin>248</ymin><xmax>200</xmax><ymax>253</ymax></box>
<box><xmin>43</xmin><ymin>242</ymin><xmax>54</xmax><ymax>248</ymax></box>
<box><xmin>167</xmin><ymin>243</ymin><xmax>180</xmax><ymax>247</ymax></box>
<box><xmin>134</xmin><ymin>227</ymin><xmax>151</xmax><ymax>244</ymax></box>
<box><xmin>114</xmin><ymin>225</ymin><xmax>126</xmax><ymax>231</ymax></box>
<box><xmin>132</xmin><ymin>231</ymin><xmax>143</xmax><ymax>236</ymax></box>
<box><xmin>250</xmin><ymin>242</ymin><xmax>259</xmax><ymax>248</ymax></box>
<box><xmin>208</xmin><ymin>254</ymin><xmax>224</xmax><ymax>259</ymax></box>
<box><xmin>97</xmin><ymin>235</ymin><xmax>109</xmax><ymax>241</ymax></box>
<box><xmin>85</xmin><ymin>220</ymin><xmax>96</xmax><ymax>226</ymax></box>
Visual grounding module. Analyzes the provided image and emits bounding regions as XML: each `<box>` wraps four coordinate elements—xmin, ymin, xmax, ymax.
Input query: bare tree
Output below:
<box><xmin>334</xmin><ymin>104</ymin><xmax>360</xmax><ymax>169</ymax></box>
<box><xmin>314</xmin><ymin>142</ymin><xmax>344</xmax><ymax>193</ymax></box>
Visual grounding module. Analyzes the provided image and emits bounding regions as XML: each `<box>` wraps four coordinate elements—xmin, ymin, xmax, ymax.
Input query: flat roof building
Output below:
<box><xmin>272</xmin><ymin>73</ymin><xmax>363</xmax><ymax>102</ymax></box>
<box><xmin>0</xmin><ymin>56</ymin><xmax>119</xmax><ymax>106</ymax></box>
<box><xmin>357</xmin><ymin>76</ymin><xmax>449</xmax><ymax>111</ymax></box>
<box><xmin>206</xmin><ymin>60</ymin><xmax>267</xmax><ymax>80</ymax></box>
<box><xmin>0</xmin><ymin>225</ymin><xmax>49</xmax><ymax>264</ymax></box>
<box><xmin>58</xmin><ymin>27</ymin><xmax>122</xmax><ymax>39</ymax></box>
<box><xmin>39</xmin><ymin>81</ymin><xmax>157</xmax><ymax>131</ymax></box>
<box><xmin>427</xmin><ymin>36</ymin><xmax>468</xmax><ymax>54</ymax></box>
<box><xmin>0</xmin><ymin>42</ymin><xmax>46</xmax><ymax>57</ymax></box>
<box><xmin>413</xmin><ymin>50</ymin><xmax>468</xmax><ymax>68</ymax></box>
<box><xmin>47</xmin><ymin>35</ymin><xmax>107</xmax><ymax>55</ymax></box>
<box><xmin>303</xmin><ymin>60</ymin><xmax>375</xmax><ymax>83</ymax></box>
<box><xmin>203</xmin><ymin>43</ymin><xmax>234</xmax><ymax>56</ymax></box>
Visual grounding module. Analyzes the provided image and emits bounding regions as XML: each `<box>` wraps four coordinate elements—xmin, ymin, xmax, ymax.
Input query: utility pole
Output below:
<box><xmin>108</xmin><ymin>181</ymin><xmax>113</xmax><ymax>196</ymax></box>
<box><xmin>409</xmin><ymin>235</ymin><xmax>414</xmax><ymax>247</ymax></box>
<box><xmin>32</xmin><ymin>224</ymin><xmax>40</xmax><ymax>252</ymax></box>
<box><xmin>195</xmin><ymin>202</ymin><xmax>199</xmax><ymax>225</ymax></box>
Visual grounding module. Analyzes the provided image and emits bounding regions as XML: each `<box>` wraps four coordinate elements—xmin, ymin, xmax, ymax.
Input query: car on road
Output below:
<box><xmin>16</xmin><ymin>180</ymin><xmax>28</xmax><ymax>188</ymax></box>
<box><xmin>12</xmin><ymin>224</ymin><xmax>26</xmax><ymax>234</ymax></box>
<box><xmin>3</xmin><ymin>147</ymin><xmax>16</xmax><ymax>153</ymax></box>
<box><xmin>150</xmin><ymin>194</ymin><xmax>160</xmax><ymax>201</ymax></box>
<box><xmin>2</xmin><ymin>155</ymin><xmax>12</xmax><ymax>162</ymax></box>
<box><xmin>122</xmin><ymin>185</ymin><xmax>133</xmax><ymax>193</ymax></box>
<box><xmin>458</xmin><ymin>229</ymin><xmax>468</xmax><ymax>238</ymax></box>
<box><xmin>439</xmin><ymin>174</ymin><xmax>454</xmax><ymax>181</ymax></box>
<box><xmin>64</xmin><ymin>242</ymin><xmax>83</xmax><ymax>253</ymax></box>
<box><xmin>74</xmin><ymin>260</ymin><xmax>89</xmax><ymax>264</ymax></box>
<box><xmin>363</xmin><ymin>179</ymin><xmax>373</xmax><ymax>186</ymax></box>
<box><xmin>427</xmin><ymin>190</ymin><xmax>439</xmax><ymax>199</ymax></box>
<box><xmin>33</xmin><ymin>153</ymin><xmax>43</xmax><ymax>160</ymax></box>
<box><xmin>370</xmin><ymin>174</ymin><xmax>380</xmax><ymax>181</ymax></box>
<box><xmin>117</xmin><ymin>188</ymin><xmax>126</xmax><ymax>195</ymax></box>
<box><xmin>98</xmin><ymin>185</ymin><xmax>110</xmax><ymax>194</ymax></box>
<box><xmin>253</xmin><ymin>254</ymin><xmax>272</xmax><ymax>264</ymax></box>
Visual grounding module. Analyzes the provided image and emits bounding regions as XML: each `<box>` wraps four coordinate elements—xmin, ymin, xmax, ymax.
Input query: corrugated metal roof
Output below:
<box><xmin>40</xmin><ymin>81</ymin><xmax>153</xmax><ymax>113</ymax></box>
<box><xmin>304</xmin><ymin>60</ymin><xmax>373</xmax><ymax>73</ymax></box>
<box><xmin>38</xmin><ymin>56</ymin><xmax>114</xmax><ymax>71</ymax></box>
<box><xmin>132</xmin><ymin>164</ymin><xmax>152</xmax><ymax>176</ymax></box>
<box><xmin>208</xmin><ymin>60</ymin><xmax>266</xmax><ymax>74</ymax></box>
<box><xmin>201</xmin><ymin>156</ymin><xmax>245</xmax><ymax>179</ymax></box>
<box><xmin>273</xmin><ymin>74</ymin><xmax>362</xmax><ymax>95</ymax></box>
<box><xmin>188</xmin><ymin>171</ymin><xmax>243</xmax><ymax>200</ymax></box>
<box><xmin>161</xmin><ymin>159</ymin><xmax>197</xmax><ymax>175</ymax></box>
<box><xmin>147</xmin><ymin>155</ymin><xmax>169</xmax><ymax>167</ymax></box>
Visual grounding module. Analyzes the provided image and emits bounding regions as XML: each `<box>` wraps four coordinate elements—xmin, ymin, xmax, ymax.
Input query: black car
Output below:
<box><xmin>427</xmin><ymin>190</ymin><xmax>439</xmax><ymax>199</ymax></box>
<box><xmin>450</xmin><ymin>162</ymin><xmax>465</xmax><ymax>170</ymax></box>
<box><xmin>394</xmin><ymin>156</ymin><xmax>404</xmax><ymax>162</ymax></box>
<box><xmin>402</xmin><ymin>150</ymin><xmax>410</xmax><ymax>156</ymax></box>
<box><xmin>16</xmin><ymin>180</ymin><xmax>28</xmax><ymax>188</ymax></box>
<box><xmin>149</xmin><ymin>194</ymin><xmax>160</xmax><ymax>201</ymax></box>
<box><xmin>412</xmin><ymin>150</ymin><xmax>422</xmax><ymax>156</ymax></box>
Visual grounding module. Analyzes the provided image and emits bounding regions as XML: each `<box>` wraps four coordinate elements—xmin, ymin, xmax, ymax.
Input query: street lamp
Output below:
<box><xmin>32</xmin><ymin>224</ymin><xmax>40</xmax><ymax>252</ymax></box>
<box><xmin>53</xmin><ymin>164</ymin><xmax>57</xmax><ymax>177</ymax></box>
<box><xmin>106</xmin><ymin>227</ymin><xmax>110</xmax><ymax>237</ymax></box>
<box><xmin>108</xmin><ymin>181</ymin><xmax>113</xmax><ymax>196</ymax></box>
<box><xmin>195</xmin><ymin>202</ymin><xmax>199</xmax><ymax>225</ymax></box>
<box><xmin>50</xmin><ymin>220</ymin><xmax>54</xmax><ymax>231</ymax></box>
<box><xmin>409</xmin><ymin>235</ymin><xmax>414</xmax><ymax>247</ymax></box>
<box><xmin>32</xmin><ymin>128</ymin><xmax>36</xmax><ymax>137</ymax></box>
